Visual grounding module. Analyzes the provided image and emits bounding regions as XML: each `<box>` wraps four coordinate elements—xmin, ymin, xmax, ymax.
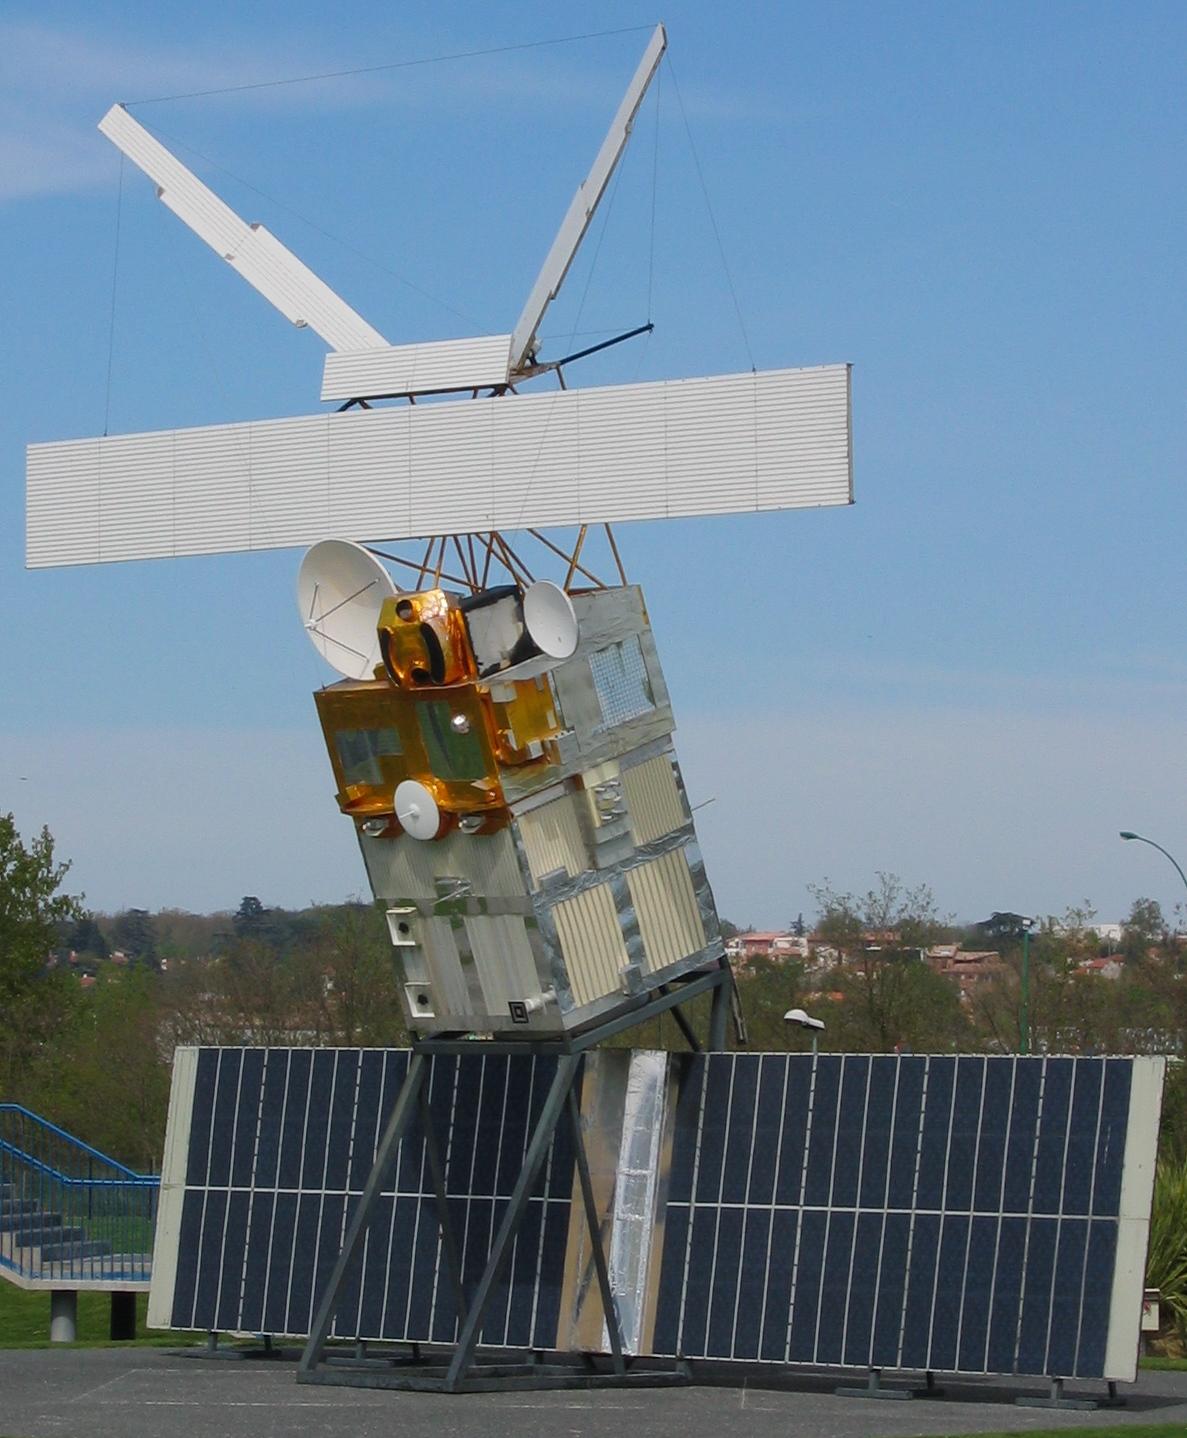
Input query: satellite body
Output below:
<box><xmin>313</xmin><ymin>576</ymin><xmax>720</xmax><ymax>1036</ymax></box>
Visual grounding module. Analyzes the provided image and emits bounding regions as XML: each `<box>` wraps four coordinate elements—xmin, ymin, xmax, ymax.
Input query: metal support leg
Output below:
<box><xmin>443</xmin><ymin>1054</ymin><xmax>581</xmax><ymax>1391</ymax></box>
<box><xmin>835</xmin><ymin>1367</ymin><xmax>912</xmax><ymax>1400</ymax></box>
<box><xmin>299</xmin><ymin>1051</ymin><xmax>429</xmax><ymax>1375</ymax></box>
<box><xmin>707</xmin><ymin>959</ymin><xmax>732</xmax><ymax>1052</ymax></box>
<box><xmin>567</xmin><ymin>1085</ymin><xmax>626</xmax><ymax>1375</ymax></box>
<box><xmin>419</xmin><ymin>1081</ymin><xmax>467</xmax><ymax>1320</ymax></box>
<box><xmin>1015</xmin><ymin>1375</ymin><xmax>1097</xmax><ymax>1411</ymax></box>
<box><xmin>667</xmin><ymin>1000</ymin><xmax>701</xmax><ymax>1053</ymax></box>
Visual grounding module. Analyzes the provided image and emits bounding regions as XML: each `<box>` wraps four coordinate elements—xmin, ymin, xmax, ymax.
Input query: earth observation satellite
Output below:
<box><xmin>26</xmin><ymin>24</ymin><xmax>853</xmax><ymax>1040</ymax></box>
<box><xmin>30</xmin><ymin>25</ymin><xmax>1159</xmax><ymax>1410</ymax></box>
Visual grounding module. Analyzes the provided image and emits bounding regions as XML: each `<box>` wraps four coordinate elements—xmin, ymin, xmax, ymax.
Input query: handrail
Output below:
<box><xmin>0</xmin><ymin>1138</ymin><xmax>157</xmax><ymax>1189</ymax></box>
<box><xmin>0</xmin><ymin>1104</ymin><xmax>150</xmax><ymax>1178</ymax></box>
<box><xmin>0</xmin><ymin>1105</ymin><xmax>158</xmax><ymax>1287</ymax></box>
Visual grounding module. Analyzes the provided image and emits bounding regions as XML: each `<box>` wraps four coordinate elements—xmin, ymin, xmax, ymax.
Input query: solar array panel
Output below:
<box><xmin>652</xmin><ymin>1054</ymin><xmax>1146</xmax><ymax>1379</ymax></box>
<box><xmin>149</xmin><ymin>1047</ymin><xmax>1162</xmax><ymax>1385</ymax></box>
<box><xmin>153</xmin><ymin>1047</ymin><xmax>574</xmax><ymax>1347</ymax></box>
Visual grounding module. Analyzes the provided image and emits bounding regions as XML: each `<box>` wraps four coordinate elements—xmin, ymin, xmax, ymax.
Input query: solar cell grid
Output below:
<box><xmin>152</xmin><ymin>1046</ymin><xmax>1159</xmax><ymax>1386</ymax></box>
<box><xmin>165</xmin><ymin>1049</ymin><xmax>576</xmax><ymax>1347</ymax></box>
<box><xmin>651</xmin><ymin>1053</ymin><xmax>1148</xmax><ymax>1379</ymax></box>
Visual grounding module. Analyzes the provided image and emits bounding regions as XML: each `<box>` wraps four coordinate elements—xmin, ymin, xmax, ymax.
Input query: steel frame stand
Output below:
<box><xmin>1014</xmin><ymin>1375</ymin><xmax>1098</xmax><ymax>1411</ymax></box>
<box><xmin>297</xmin><ymin>959</ymin><xmax>732</xmax><ymax>1394</ymax></box>
<box><xmin>835</xmin><ymin>1367</ymin><xmax>913</xmax><ymax>1401</ymax></box>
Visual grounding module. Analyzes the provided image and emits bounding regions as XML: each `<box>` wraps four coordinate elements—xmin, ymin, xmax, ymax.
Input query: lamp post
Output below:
<box><xmin>784</xmin><ymin>1007</ymin><xmax>825</xmax><ymax>1056</ymax></box>
<box><xmin>1020</xmin><ymin>922</ymin><xmax>1033</xmax><ymax>1056</ymax></box>
<box><xmin>1119</xmin><ymin>831</ymin><xmax>1187</xmax><ymax>902</ymax></box>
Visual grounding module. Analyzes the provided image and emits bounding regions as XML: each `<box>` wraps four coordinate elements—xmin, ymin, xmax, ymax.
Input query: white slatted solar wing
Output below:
<box><xmin>26</xmin><ymin>364</ymin><xmax>852</xmax><ymax>567</ymax></box>
<box><xmin>99</xmin><ymin>105</ymin><xmax>387</xmax><ymax>353</ymax></box>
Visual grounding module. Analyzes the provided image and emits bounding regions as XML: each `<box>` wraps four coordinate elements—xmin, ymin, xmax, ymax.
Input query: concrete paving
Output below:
<box><xmin>3</xmin><ymin>1347</ymin><xmax>1187</xmax><ymax>1438</ymax></box>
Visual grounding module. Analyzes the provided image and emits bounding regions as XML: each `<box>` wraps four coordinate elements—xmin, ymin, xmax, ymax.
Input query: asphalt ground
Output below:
<box><xmin>4</xmin><ymin>1350</ymin><xmax>1187</xmax><ymax>1438</ymax></box>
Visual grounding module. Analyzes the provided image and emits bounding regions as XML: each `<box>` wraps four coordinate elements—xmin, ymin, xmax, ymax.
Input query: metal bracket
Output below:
<box><xmin>1014</xmin><ymin>1376</ymin><xmax>1098</xmax><ymax>1411</ymax></box>
<box><xmin>835</xmin><ymin>1367</ymin><xmax>913</xmax><ymax>1401</ymax></box>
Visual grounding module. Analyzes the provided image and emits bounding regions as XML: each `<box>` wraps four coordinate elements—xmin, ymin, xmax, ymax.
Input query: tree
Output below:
<box><xmin>233</xmin><ymin>895</ymin><xmax>268</xmax><ymax>936</ymax></box>
<box><xmin>808</xmin><ymin>873</ymin><xmax>966</xmax><ymax>1052</ymax></box>
<box><xmin>0</xmin><ymin>813</ymin><xmax>80</xmax><ymax>1001</ymax></box>
<box><xmin>0</xmin><ymin>813</ymin><xmax>81</xmax><ymax>1096</ymax></box>
<box><xmin>1123</xmin><ymin>897</ymin><xmax>1166</xmax><ymax>965</ymax></box>
<box><xmin>300</xmin><ymin>905</ymin><xmax>407</xmax><ymax>1046</ymax></box>
<box><xmin>67</xmin><ymin>913</ymin><xmax>108</xmax><ymax>961</ymax></box>
<box><xmin>810</xmin><ymin>872</ymin><xmax>949</xmax><ymax>961</ymax></box>
<box><xmin>111</xmin><ymin>907</ymin><xmax>157</xmax><ymax>963</ymax></box>
<box><xmin>40</xmin><ymin>966</ymin><xmax>171</xmax><ymax>1170</ymax></box>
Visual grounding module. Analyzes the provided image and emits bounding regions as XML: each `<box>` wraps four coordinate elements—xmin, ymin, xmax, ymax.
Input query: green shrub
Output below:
<box><xmin>1147</xmin><ymin>1155</ymin><xmax>1187</xmax><ymax>1338</ymax></box>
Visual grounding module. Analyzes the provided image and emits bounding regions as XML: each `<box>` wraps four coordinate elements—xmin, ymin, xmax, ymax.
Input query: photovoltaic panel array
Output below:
<box><xmin>148</xmin><ymin>1047</ymin><xmax>1161</xmax><ymax>1385</ymax></box>
<box><xmin>652</xmin><ymin>1054</ymin><xmax>1156</xmax><ymax>1380</ymax></box>
<box><xmin>151</xmin><ymin>1047</ymin><xmax>574</xmax><ymax>1347</ymax></box>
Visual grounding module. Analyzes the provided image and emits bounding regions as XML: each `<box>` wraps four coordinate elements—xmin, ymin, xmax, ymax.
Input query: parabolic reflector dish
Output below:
<box><xmin>297</xmin><ymin>540</ymin><xmax>396</xmax><ymax>679</ymax></box>
<box><xmin>522</xmin><ymin>580</ymin><xmax>579</xmax><ymax>660</ymax></box>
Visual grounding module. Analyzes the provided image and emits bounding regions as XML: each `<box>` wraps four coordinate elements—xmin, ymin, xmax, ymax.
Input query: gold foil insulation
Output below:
<box><xmin>316</xmin><ymin>586</ymin><xmax>563</xmax><ymax>837</ymax></box>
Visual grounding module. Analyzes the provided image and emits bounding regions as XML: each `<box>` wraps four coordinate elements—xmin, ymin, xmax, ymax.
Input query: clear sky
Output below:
<box><xmin>2</xmin><ymin>1</ymin><xmax>1185</xmax><ymax>928</ymax></box>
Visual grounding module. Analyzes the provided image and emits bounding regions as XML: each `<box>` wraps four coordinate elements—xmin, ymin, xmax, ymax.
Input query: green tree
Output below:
<box><xmin>0</xmin><ymin>813</ymin><xmax>81</xmax><ymax>1097</ymax></box>
<box><xmin>111</xmin><ymin>907</ymin><xmax>157</xmax><ymax>964</ymax></box>
<box><xmin>808</xmin><ymin>873</ymin><xmax>966</xmax><ymax>1052</ymax></box>
<box><xmin>40</xmin><ymin>967</ymin><xmax>171</xmax><ymax>1170</ymax></box>
<box><xmin>233</xmin><ymin>894</ymin><xmax>268</xmax><ymax>936</ymax></box>
<box><xmin>1122</xmin><ymin>897</ymin><xmax>1166</xmax><ymax>965</ymax></box>
<box><xmin>67</xmin><ymin>912</ymin><xmax>108</xmax><ymax>961</ymax></box>
<box><xmin>301</xmin><ymin>904</ymin><xmax>407</xmax><ymax>1046</ymax></box>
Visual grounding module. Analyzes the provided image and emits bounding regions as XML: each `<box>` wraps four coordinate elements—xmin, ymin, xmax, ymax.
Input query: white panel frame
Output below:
<box><xmin>146</xmin><ymin>1046</ymin><xmax>197</xmax><ymax>1330</ymax></box>
<box><xmin>99</xmin><ymin>105</ymin><xmax>386</xmax><ymax>353</ymax></box>
<box><xmin>1104</xmin><ymin>1054</ymin><xmax>1166</xmax><ymax>1381</ymax></box>
<box><xmin>26</xmin><ymin>364</ymin><xmax>852</xmax><ymax>567</ymax></box>
<box><xmin>509</xmin><ymin>24</ymin><xmax>667</xmax><ymax>373</ymax></box>
<box><xmin>320</xmin><ymin>335</ymin><xmax>513</xmax><ymax>402</ymax></box>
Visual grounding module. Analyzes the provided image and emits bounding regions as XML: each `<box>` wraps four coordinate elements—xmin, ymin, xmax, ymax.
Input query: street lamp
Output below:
<box><xmin>1119</xmin><ymin>831</ymin><xmax>1187</xmax><ymax>902</ymax></box>
<box><xmin>784</xmin><ymin>1007</ymin><xmax>825</xmax><ymax>1055</ymax></box>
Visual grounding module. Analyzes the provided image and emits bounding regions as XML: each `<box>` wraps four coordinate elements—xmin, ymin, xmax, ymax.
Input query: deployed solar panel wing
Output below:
<box><xmin>150</xmin><ymin>1046</ymin><xmax>1163</xmax><ymax>1387</ymax></box>
<box><xmin>27</xmin><ymin>25</ymin><xmax>852</xmax><ymax>569</ymax></box>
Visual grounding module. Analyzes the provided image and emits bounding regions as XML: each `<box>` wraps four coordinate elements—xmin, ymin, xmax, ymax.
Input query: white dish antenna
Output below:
<box><xmin>522</xmin><ymin>581</ymin><xmax>579</xmax><ymax>660</ymax></box>
<box><xmin>395</xmin><ymin>779</ymin><xmax>440</xmax><ymax>841</ymax></box>
<box><xmin>297</xmin><ymin>540</ymin><xmax>396</xmax><ymax>679</ymax></box>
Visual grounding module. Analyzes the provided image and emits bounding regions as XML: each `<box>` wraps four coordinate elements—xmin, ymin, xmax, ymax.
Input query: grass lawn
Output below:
<box><xmin>0</xmin><ymin>1282</ymin><xmax>196</xmax><ymax>1348</ymax></box>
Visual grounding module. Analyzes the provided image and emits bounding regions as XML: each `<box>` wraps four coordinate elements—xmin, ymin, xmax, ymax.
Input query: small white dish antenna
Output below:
<box><xmin>297</xmin><ymin>540</ymin><xmax>396</xmax><ymax>680</ymax></box>
<box><xmin>395</xmin><ymin>779</ymin><xmax>440</xmax><ymax>841</ymax></box>
<box><xmin>523</xmin><ymin>581</ymin><xmax>579</xmax><ymax>660</ymax></box>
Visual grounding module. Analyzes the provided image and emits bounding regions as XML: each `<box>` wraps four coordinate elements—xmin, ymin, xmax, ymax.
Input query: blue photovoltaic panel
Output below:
<box><xmin>153</xmin><ymin>1046</ymin><xmax>1157</xmax><ymax>1384</ymax></box>
<box><xmin>165</xmin><ymin>1047</ymin><xmax>575</xmax><ymax>1347</ymax></box>
<box><xmin>651</xmin><ymin>1053</ymin><xmax>1136</xmax><ymax>1378</ymax></box>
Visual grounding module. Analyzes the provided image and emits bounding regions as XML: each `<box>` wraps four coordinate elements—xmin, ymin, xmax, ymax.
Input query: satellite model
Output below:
<box><xmin>26</xmin><ymin>24</ymin><xmax>852</xmax><ymax>1039</ymax></box>
<box><xmin>26</xmin><ymin>36</ymin><xmax>1171</xmax><ymax>1406</ymax></box>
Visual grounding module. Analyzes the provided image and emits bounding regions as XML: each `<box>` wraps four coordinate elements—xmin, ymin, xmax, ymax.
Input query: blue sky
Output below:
<box><xmin>2</xmin><ymin>2</ymin><xmax>1185</xmax><ymax>927</ymax></box>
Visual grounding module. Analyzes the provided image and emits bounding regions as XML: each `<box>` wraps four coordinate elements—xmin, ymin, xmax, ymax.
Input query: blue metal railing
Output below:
<box><xmin>0</xmin><ymin>1105</ymin><xmax>159</xmax><ymax>1284</ymax></box>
